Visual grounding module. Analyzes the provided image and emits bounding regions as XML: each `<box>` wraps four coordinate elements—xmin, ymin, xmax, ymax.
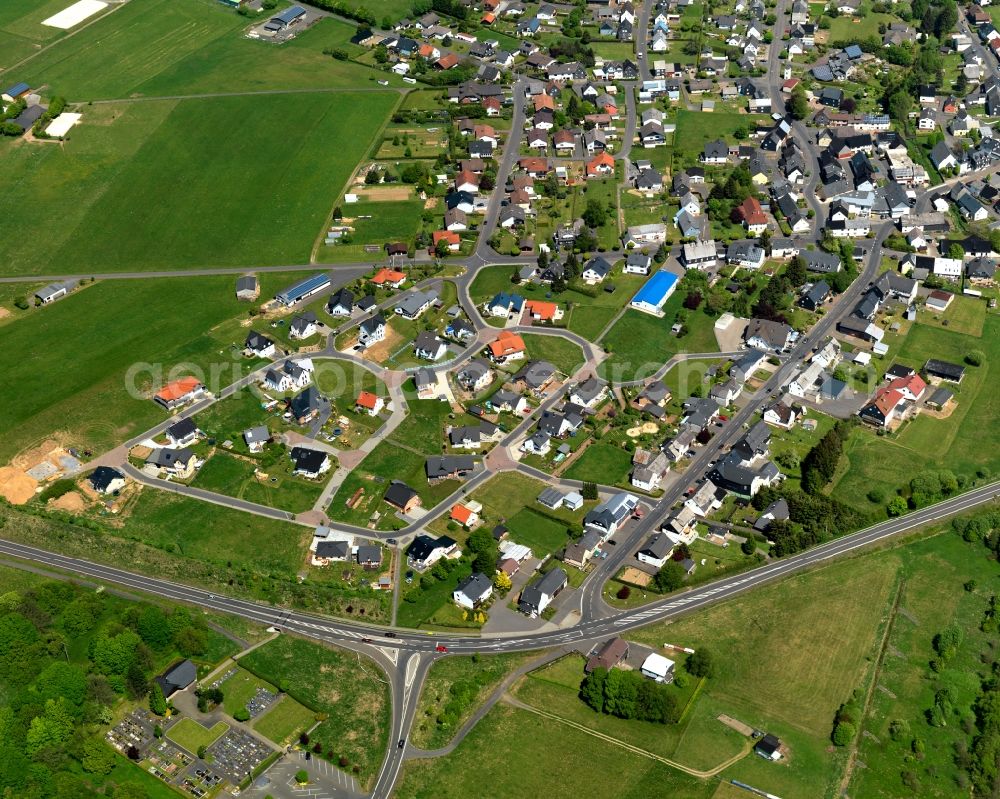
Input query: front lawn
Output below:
<box><xmin>521</xmin><ymin>334</ymin><xmax>585</xmax><ymax>375</ymax></box>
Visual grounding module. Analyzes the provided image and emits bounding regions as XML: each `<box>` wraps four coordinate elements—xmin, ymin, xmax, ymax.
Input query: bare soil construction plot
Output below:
<box><xmin>0</xmin><ymin>468</ymin><xmax>37</xmax><ymax>504</ymax></box>
<box><xmin>355</xmin><ymin>186</ymin><xmax>413</xmax><ymax>202</ymax></box>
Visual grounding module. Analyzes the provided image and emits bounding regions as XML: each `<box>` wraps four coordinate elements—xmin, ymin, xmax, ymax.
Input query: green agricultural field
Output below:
<box><xmin>13</xmin><ymin>0</ymin><xmax>241</xmax><ymax>98</ymax></box>
<box><xmin>0</xmin><ymin>272</ymin><xmax>316</xmax><ymax>463</ymax></box>
<box><xmin>521</xmin><ymin>334</ymin><xmax>585</xmax><ymax>375</ymax></box>
<box><xmin>253</xmin><ymin>695</ymin><xmax>316</xmax><ymax>746</ymax></box>
<box><xmin>831</xmin><ymin>316</ymin><xmax>1000</xmax><ymax>514</ymax></box>
<box><xmin>1</xmin><ymin>91</ymin><xmax>397</xmax><ymax>276</ymax></box>
<box><xmin>167</xmin><ymin>718</ymin><xmax>229</xmax><ymax>754</ymax></box>
<box><xmin>412</xmin><ymin>652</ymin><xmax>538</xmax><ymax>748</ymax></box>
<box><xmin>0</xmin><ymin>0</ymin><xmax>90</xmax><ymax>68</ymax></box>
<box><xmin>136</xmin><ymin>16</ymin><xmax>406</xmax><ymax>96</ymax></box>
<box><xmin>599</xmin><ymin>303</ymin><xmax>719</xmax><ymax>382</ymax></box>
<box><xmin>239</xmin><ymin>636</ymin><xmax>390</xmax><ymax>785</ymax></box>
<box><xmin>12</xmin><ymin>0</ymin><xmax>396</xmax><ymax>99</ymax></box>
<box><xmin>396</xmin><ymin>703</ymin><xmax>717</xmax><ymax>799</ymax></box>
<box><xmin>563</xmin><ymin>442</ymin><xmax>633</xmax><ymax>486</ymax></box>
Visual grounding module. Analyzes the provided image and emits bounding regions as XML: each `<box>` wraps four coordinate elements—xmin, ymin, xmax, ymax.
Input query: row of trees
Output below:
<box><xmin>800</xmin><ymin>420</ymin><xmax>852</xmax><ymax>495</ymax></box>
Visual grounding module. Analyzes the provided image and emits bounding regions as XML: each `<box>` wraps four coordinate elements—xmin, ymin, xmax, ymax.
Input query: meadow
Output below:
<box><xmin>412</xmin><ymin>652</ymin><xmax>537</xmax><ymax>749</ymax></box>
<box><xmin>396</xmin><ymin>703</ymin><xmax>717</xmax><ymax>799</ymax></box>
<box><xmin>239</xmin><ymin>635</ymin><xmax>390</xmax><ymax>785</ymax></box>
<box><xmin>625</xmin><ymin>547</ymin><xmax>901</xmax><ymax>798</ymax></box>
<box><xmin>121</xmin><ymin>489</ymin><xmax>309</xmax><ymax>575</ymax></box>
<box><xmin>848</xmin><ymin>532</ymin><xmax>1000</xmax><ymax>797</ymax></box>
<box><xmin>191</xmin><ymin>448</ymin><xmax>327</xmax><ymax>513</ymax></box>
<box><xmin>1</xmin><ymin>90</ymin><xmax>397</xmax><ymax>275</ymax></box>
<box><xmin>511</xmin><ymin>654</ymin><xmax>710</xmax><ymax>763</ymax></box>
<box><xmin>0</xmin><ymin>272</ymin><xmax>315</xmax><ymax>463</ymax></box>
<box><xmin>436</xmin><ymin>541</ymin><xmax>908</xmax><ymax>797</ymax></box>
<box><xmin>672</xmin><ymin>110</ymin><xmax>769</xmax><ymax>167</ymax></box>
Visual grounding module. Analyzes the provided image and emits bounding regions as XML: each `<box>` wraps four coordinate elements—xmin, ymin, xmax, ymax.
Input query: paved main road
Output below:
<box><xmin>1</xmin><ymin>479</ymin><xmax>996</xmax><ymax>653</ymax></box>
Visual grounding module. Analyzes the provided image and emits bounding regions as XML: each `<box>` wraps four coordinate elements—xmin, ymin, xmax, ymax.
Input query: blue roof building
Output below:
<box><xmin>630</xmin><ymin>271</ymin><xmax>678</xmax><ymax>316</ymax></box>
<box><xmin>275</xmin><ymin>273</ymin><xmax>331</xmax><ymax>306</ymax></box>
<box><xmin>3</xmin><ymin>82</ymin><xmax>30</xmax><ymax>100</ymax></box>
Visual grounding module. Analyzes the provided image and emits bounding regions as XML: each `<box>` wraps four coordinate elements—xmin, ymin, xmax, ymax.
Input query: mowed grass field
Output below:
<box><xmin>0</xmin><ymin>90</ymin><xmax>398</xmax><ymax>275</ymax></box>
<box><xmin>520</xmin><ymin>333</ymin><xmax>585</xmax><ymax>375</ymax></box>
<box><xmin>599</xmin><ymin>303</ymin><xmax>719</xmax><ymax>382</ymax></box>
<box><xmin>167</xmin><ymin>718</ymin><xmax>229</xmax><ymax>753</ymax></box>
<box><xmin>831</xmin><ymin>315</ymin><xmax>1000</xmax><ymax>514</ymax></box>
<box><xmin>252</xmin><ymin>695</ymin><xmax>316</xmax><ymax>746</ymax></box>
<box><xmin>563</xmin><ymin>442</ymin><xmax>633</xmax><ymax>486</ymax></box>
<box><xmin>0</xmin><ymin>271</ymin><xmax>317</xmax><ymax>464</ymax></box>
<box><xmin>10</xmin><ymin>0</ymin><xmax>399</xmax><ymax>99</ymax></box>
